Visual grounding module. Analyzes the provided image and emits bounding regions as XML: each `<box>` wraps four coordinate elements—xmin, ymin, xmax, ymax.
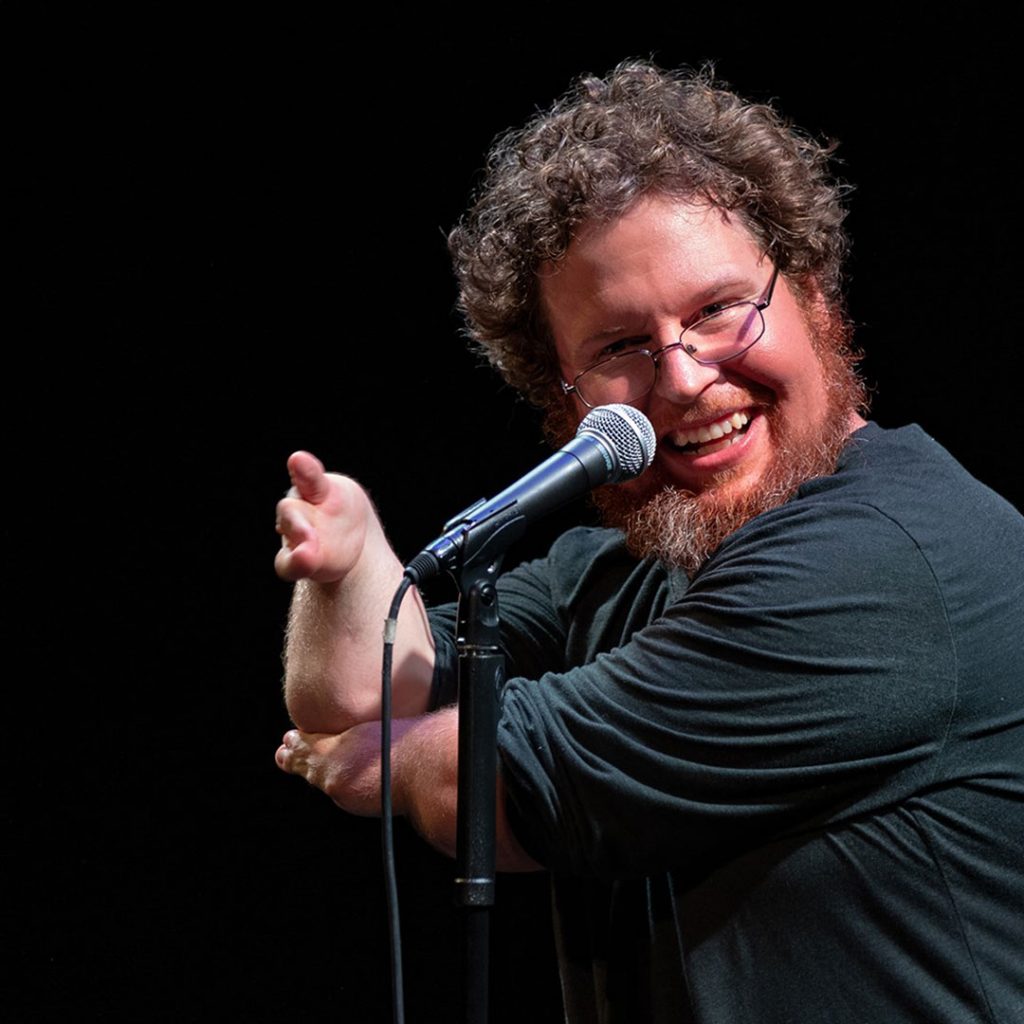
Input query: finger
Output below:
<box><xmin>275</xmin><ymin>541</ymin><xmax>321</xmax><ymax>581</ymax></box>
<box><xmin>275</xmin><ymin>500</ymin><xmax>314</xmax><ymax>545</ymax></box>
<box><xmin>276</xmin><ymin>730</ymin><xmax>308</xmax><ymax>774</ymax></box>
<box><xmin>274</xmin><ymin>503</ymin><xmax>322</xmax><ymax>580</ymax></box>
<box><xmin>287</xmin><ymin>451</ymin><xmax>331</xmax><ymax>504</ymax></box>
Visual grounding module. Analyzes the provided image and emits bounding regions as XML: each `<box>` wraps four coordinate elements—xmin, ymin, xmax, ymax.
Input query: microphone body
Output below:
<box><xmin>404</xmin><ymin>404</ymin><xmax>655</xmax><ymax>583</ymax></box>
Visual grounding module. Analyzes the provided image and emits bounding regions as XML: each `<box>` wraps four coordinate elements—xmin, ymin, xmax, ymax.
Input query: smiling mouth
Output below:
<box><xmin>666</xmin><ymin>410</ymin><xmax>753</xmax><ymax>456</ymax></box>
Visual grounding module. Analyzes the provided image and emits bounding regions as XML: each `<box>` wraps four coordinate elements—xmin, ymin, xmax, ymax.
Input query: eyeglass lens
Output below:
<box><xmin>575</xmin><ymin>303</ymin><xmax>765</xmax><ymax>406</ymax></box>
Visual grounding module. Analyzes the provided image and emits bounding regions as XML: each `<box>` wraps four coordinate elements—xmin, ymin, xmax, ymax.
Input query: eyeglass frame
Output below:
<box><xmin>560</xmin><ymin>263</ymin><xmax>781</xmax><ymax>408</ymax></box>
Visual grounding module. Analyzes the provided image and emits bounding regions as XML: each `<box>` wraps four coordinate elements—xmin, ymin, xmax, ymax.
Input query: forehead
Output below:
<box><xmin>538</xmin><ymin>197</ymin><xmax>763</xmax><ymax>344</ymax></box>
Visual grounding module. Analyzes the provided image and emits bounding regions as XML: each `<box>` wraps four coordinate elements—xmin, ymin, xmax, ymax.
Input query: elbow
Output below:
<box><xmin>284</xmin><ymin>673</ymin><xmax>374</xmax><ymax>734</ymax></box>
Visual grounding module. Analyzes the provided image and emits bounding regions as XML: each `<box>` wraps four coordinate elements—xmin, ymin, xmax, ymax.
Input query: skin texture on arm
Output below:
<box><xmin>274</xmin><ymin>450</ymin><xmax>541</xmax><ymax>871</ymax></box>
<box><xmin>275</xmin><ymin>451</ymin><xmax>436</xmax><ymax>733</ymax></box>
<box><xmin>274</xmin><ymin>710</ymin><xmax>543</xmax><ymax>872</ymax></box>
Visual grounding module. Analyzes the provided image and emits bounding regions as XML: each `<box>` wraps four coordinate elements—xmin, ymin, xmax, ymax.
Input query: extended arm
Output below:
<box><xmin>275</xmin><ymin>450</ymin><xmax>436</xmax><ymax>732</ymax></box>
<box><xmin>274</xmin><ymin>451</ymin><xmax>543</xmax><ymax>871</ymax></box>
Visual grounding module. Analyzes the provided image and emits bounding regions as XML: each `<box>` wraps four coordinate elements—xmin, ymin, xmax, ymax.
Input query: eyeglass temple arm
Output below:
<box><xmin>757</xmin><ymin>265</ymin><xmax>780</xmax><ymax>310</ymax></box>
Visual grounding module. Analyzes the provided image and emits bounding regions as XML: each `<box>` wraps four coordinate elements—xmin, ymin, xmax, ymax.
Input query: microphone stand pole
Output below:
<box><xmin>452</xmin><ymin>548</ymin><xmax>507</xmax><ymax>1024</ymax></box>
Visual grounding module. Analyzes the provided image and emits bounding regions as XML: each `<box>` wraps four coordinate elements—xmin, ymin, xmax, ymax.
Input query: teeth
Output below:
<box><xmin>696</xmin><ymin>435</ymin><xmax>738</xmax><ymax>456</ymax></box>
<box><xmin>669</xmin><ymin>411</ymin><xmax>749</xmax><ymax>449</ymax></box>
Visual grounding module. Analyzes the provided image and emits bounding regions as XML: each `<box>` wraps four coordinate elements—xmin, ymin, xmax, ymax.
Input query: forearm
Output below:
<box><xmin>276</xmin><ymin>710</ymin><xmax>542</xmax><ymax>872</ymax></box>
<box><xmin>275</xmin><ymin>454</ymin><xmax>437</xmax><ymax>734</ymax></box>
<box><xmin>395</xmin><ymin>711</ymin><xmax>542</xmax><ymax>872</ymax></box>
<box><xmin>283</xmin><ymin>543</ymin><xmax>436</xmax><ymax>733</ymax></box>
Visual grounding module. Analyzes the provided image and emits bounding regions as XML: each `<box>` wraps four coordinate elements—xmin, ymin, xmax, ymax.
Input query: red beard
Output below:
<box><xmin>546</xmin><ymin>305</ymin><xmax>866</xmax><ymax>576</ymax></box>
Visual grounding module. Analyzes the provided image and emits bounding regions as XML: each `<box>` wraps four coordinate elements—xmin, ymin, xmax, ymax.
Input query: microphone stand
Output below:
<box><xmin>449</xmin><ymin>509</ymin><xmax>524</xmax><ymax>1024</ymax></box>
<box><xmin>402</xmin><ymin>405</ymin><xmax>654</xmax><ymax>1021</ymax></box>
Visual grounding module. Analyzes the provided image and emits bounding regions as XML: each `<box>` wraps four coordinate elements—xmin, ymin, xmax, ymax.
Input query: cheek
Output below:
<box><xmin>729</xmin><ymin>324</ymin><xmax>824</xmax><ymax>408</ymax></box>
<box><xmin>736</xmin><ymin>282</ymin><xmax>823</xmax><ymax>390</ymax></box>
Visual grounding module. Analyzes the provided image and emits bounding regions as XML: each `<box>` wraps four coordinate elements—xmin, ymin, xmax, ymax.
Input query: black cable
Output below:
<box><xmin>382</xmin><ymin>573</ymin><xmax>414</xmax><ymax>1024</ymax></box>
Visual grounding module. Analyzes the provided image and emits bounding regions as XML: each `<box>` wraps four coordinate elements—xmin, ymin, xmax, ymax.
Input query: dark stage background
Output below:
<box><xmin>9</xmin><ymin>10</ymin><xmax>1021</xmax><ymax>1023</ymax></box>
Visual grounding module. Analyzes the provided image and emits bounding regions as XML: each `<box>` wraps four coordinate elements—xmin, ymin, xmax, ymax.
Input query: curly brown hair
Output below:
<box><xmin>448</xmin><ymin>60</ymin><xmax>851</xmax><ymax>408</ymax></box>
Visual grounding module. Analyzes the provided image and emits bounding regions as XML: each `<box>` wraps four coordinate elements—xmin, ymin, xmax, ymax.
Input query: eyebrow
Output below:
<box><xmin>579</xmin><ymin>272</ymin><xmax>756</xmax><ymax>346</ymax></box>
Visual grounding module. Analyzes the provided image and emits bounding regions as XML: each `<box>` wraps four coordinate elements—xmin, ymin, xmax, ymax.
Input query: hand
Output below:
<box><xmin>274</xmin><ymin>451</ymin><xmax>375</xmax><ymax>584</ymax></box>
<box><xmin>275</xmin><ymin>724</ymin><xmax>386</xmax><ymax>816</ymax></box>
<box><xmin>275</xmin><ymin>714</ymin><xmax>541</xmax><ymax>870</ymax></box>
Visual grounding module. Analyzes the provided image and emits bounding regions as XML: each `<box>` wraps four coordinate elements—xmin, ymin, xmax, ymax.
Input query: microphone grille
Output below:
<box><xmin>578</xmin><ymin>404</ymin><xmax>656</xmax><ymax>481</ymax></box>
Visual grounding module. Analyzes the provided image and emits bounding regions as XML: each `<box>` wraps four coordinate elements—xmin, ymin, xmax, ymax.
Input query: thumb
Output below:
<box><xmin>286</xmin><ymin>450</ymin><xmax>331</xmax><ymax>503</ymax></box>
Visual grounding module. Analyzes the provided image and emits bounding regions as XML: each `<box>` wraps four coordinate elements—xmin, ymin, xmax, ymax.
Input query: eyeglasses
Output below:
<box><xmin>561</xmin><ymin>265</ymin><xmax>780</xmax><ymax>408</ymax></box>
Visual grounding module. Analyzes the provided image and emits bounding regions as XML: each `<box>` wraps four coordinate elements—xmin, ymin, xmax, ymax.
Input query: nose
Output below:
<box><xmin>651</xmin><ymin>343</ymin><xmax>724</xmax><ymax>404</ymax></box>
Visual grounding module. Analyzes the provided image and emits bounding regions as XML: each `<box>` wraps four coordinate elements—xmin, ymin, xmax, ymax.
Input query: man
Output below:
<box><xmin>274</xmin><ymin>63</ymin><xmax>1023</xmax><ymax>1022</ymax></box>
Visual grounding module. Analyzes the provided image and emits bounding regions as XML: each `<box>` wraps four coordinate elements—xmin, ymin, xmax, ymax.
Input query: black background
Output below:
<box><xmin>9</xmin><ymin>8</ymin><xmax>1021</xmax><ymax>1023</ymax></box>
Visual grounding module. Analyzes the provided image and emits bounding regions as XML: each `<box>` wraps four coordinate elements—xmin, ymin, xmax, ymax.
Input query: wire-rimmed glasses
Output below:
<box><xmin>561</xmin><ymin>265</ymin><xmax>780</xmax><ymax>408</ymax></box>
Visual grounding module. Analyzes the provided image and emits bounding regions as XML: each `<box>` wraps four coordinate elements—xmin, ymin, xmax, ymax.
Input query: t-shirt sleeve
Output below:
<box><xmin>427</xmin><ymin>527</ymin><xmax>648</xmax><ymax>709</ymax></box>
<box><xmin>496</xmin><ymin>502</ymin><xmax>959</xmax><ymax>879</ymax></box>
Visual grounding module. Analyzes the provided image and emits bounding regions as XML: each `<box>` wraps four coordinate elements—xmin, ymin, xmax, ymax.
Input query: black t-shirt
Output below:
<box><xmin>429</xmin><ymin>423</ymin><xmax>1024</xmax><ymax>1023</ymax></box>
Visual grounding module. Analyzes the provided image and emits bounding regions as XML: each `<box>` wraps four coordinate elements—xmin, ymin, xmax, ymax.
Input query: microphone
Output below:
<box><xmin>404</xmin><ymin>404</ymin><xmax>656</xmax><ymax>583</ymax></box>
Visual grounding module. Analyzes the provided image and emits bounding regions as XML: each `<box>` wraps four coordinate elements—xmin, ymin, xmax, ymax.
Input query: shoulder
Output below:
<box><xmin>807</xmin><ymin>421</ymin><xmax>1021</xmax><ymax>526</ymax></box>
<box><xmin>705</xmin><ymin>422</ymin><xmax>1024</xmax><ymax>586</ymax></box>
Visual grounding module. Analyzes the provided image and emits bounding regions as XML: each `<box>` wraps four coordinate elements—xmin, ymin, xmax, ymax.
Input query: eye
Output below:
<box><xmin>598</xmin><ymin>335</ymin><xmax>648</xmax><ymax>358</ymax></box>
<box><xmin>700</xmin><ymin>301</ymin><xmax>730</xmax><ymax>317</ymax></box>
<box><xmin>689</xmin><ymin>299</ymin><xmax>735</xmax><ymax>325</ymax></box>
